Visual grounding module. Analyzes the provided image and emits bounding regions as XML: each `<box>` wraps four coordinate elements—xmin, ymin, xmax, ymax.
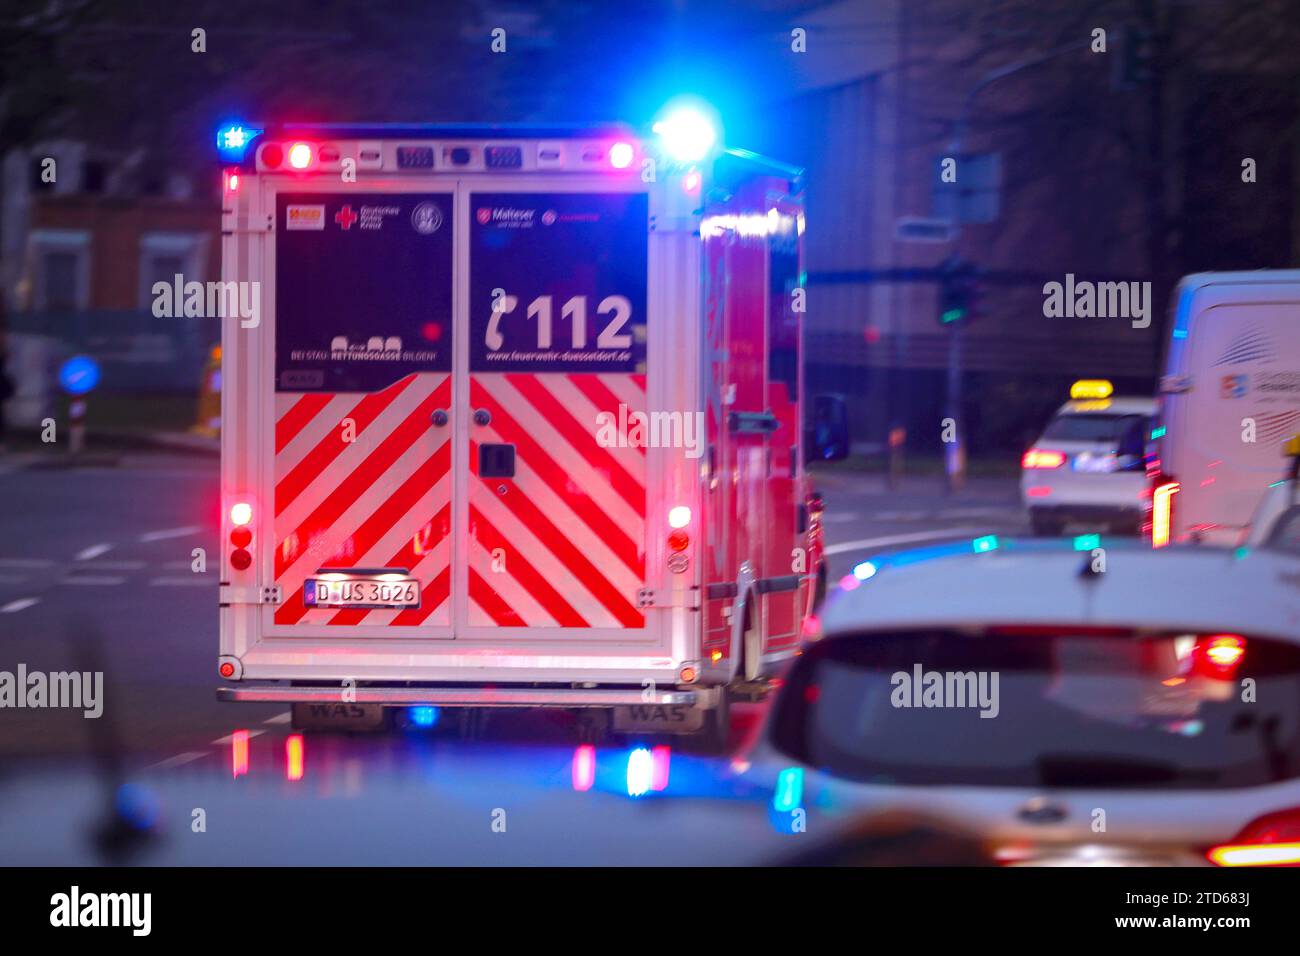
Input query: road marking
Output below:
<box><xmin>140</xmin><ymin>525</ymin><xmax>203</xmax><ymax>543</ymax></box>
<box><xmin>871</xmin><ymin>510</ymin><xmax>925</xmax><ymax>521</ymax></box>
<box><xmin>75</xmin><ymin>543</ymin><xmax>113</xmax><ymax>561</ymax></box>
<box><xmin>81</xmin><ymin>560</ymin><xmax>146</xmax><ymax>571</ymax></box>
<box><xmin>264</xmin><ymin>712</ymin><xmax>292</xmax><ymax>725</ymax></box>
<box><xmin>825</xmin><ymin>528</ymin><xmax>981</xmax><ymax>555</ymax></box>
<box><xmin>148</xmin><ymin>576</ymin><xmax>214</xmax><ymax>587</ymax></box>
<box><xmin>0</xmin><ymin>558</ymin><xmax>55</xmax><ymax>569</ymax></box>
<box><xmin>211</xmin><ymin>729</ymin><xmax>266</xmax><ymax>745</ymax></box>
<box><xmin>63</xmin><ymin>575</ymin><xmax>127</xmax><ymax>586</ymax></box>
<box><xmin>822</xmin><ymin>511</ymin><xmax>860</xmax><ymax>524</ymax></box>
<box><xmin>938</xmin><ymin>506</ymin><xmax>1017</xmax><ymax>519</ymax></box>
<box><xmin>146</xmin><ymin>751</ymin><xmax>208</xmax><ymax>770</ymax></box>
<box><xmin>1</xmin><ymin>597</ymin><xmax>40</xmax><ymax>613</ymax></box>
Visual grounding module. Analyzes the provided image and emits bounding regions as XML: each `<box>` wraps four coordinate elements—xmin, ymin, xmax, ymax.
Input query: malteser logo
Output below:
<box><xmin>50</xmin><ymin>886</ymin><xmax>151</xmax><ymax>936</ymax></box>
<box><xmin>477</xmin><ymin>206</ymin><xmax>536</xmax><ymax>227</ymax></box>
<box><xmin>476</xmin><ymin>207</ymin><xmax>491</xmax><ymax>225</ymax></box>
<box><xmin>541</xmin><ymin>209</ymin><xmax>557</xmax><ymax>225</ymax></box>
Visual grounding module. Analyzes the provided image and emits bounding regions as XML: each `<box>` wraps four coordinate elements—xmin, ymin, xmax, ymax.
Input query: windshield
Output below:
<box><xmin>1041</xmin><ymin>413</ymin><xmax>1148</xmax><ymax>445</ymax></box>
<box><xmin>770</xmin><ymin>628</ymin><xmax>1300</xmax><ymax>789</ymax></box>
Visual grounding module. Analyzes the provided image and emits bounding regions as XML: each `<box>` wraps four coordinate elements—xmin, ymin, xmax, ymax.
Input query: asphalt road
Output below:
<box><xmin>0</xmin><ymin>452</ymin><xmax>1027</xmax><ymax>767</ymax></box>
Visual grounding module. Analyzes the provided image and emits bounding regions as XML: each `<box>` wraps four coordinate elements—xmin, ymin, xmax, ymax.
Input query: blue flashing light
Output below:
<box><xmin>1072</xmin><ymin>533</ymin><xmax>1101</xmax><ymax>551</ymax></box>
<box><xmin>852</xmin><ymin>560</ymin><xmax>878</xmax><ymax>581</ymax></box>
<box><xmin>409</xmin><ymin>705</ymin><xmax>439</xmax><ymax>728</ymax></box>
<box><xmin>1172</xmin><ymin>328</ymin><xmax>1188</xmax><ymax>339</ymax></box>
<box><xmin>773</xmin><ymin>767</ymin><xmax>804</xmax><ymax>813</ymax></box>
<box><xmin>972</xmin><ymin>534</ymin><xmax>999</xmax><ymax>553</ymax></box>
<box><xmin>1150</xmin><ymin>425</ymin><xmax>1167</xmax><ymax>440</ymax></box>
<box><xmin>58</xmin><ymin>354</ymin><xmax>100</xmax><ymax>395</ymax></box>
<box><xmin>652</xmin><ymin>106</ymin><xmax>718</xmax><ymax>163</ymax></box>
<box><xmin>216</xmin><ymin>124</ymin><xmax>262</xmax><ymax>160</ymax></box>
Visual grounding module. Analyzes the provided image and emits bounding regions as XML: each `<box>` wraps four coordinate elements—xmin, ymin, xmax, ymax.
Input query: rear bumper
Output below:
<box><xmin>217</xmin><ymin>683</ymin><xmax>703</xmax><ymax>708</ymax></box>
<box><xmin>1028</xmin><ymin>502</ymin><xmax>1143</xmax><ymax>523</ymax></box>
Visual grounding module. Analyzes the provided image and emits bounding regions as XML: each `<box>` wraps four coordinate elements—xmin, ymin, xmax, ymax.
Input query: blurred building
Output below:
<box><xmin>0</xmin><ymin>142</ymin><xmax>219</xmax><ymax>427</ymax></box>
<box><xmin>747</xmin><ymin>0</ymin><xmax>1300</xmax><ymax>454</ymax></box>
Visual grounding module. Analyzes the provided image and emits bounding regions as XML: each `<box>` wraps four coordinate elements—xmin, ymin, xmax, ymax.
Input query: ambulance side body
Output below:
<box><xmin>216</xmin><ymin>127</ymin><xmax>814</xmax><ymax>710</ymax></box>
<box><xmin>1156</xmin><ymin>270</ymin><xmax>1300</xmax><ymax>546</ymax></box>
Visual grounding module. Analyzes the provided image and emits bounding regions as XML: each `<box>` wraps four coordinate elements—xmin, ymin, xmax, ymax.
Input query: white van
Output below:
<box><xmin>1152</xmin><ymin>271</ymin><xmax>1300</xmax><ymax>547</ymax></box>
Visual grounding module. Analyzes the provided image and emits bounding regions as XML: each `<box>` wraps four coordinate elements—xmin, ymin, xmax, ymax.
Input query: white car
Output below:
<box><xmin>738</xmin><ymin>538</ymin><xmax>1300</xmax><ymax>866</ymax></box>
<box><xmin>1020</xmin><ymin>381</ymin><xmax>1156</xmax><ymax>536</ymax></box>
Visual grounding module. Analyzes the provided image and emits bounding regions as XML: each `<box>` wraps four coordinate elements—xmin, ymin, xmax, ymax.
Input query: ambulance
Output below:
<box><xmin>213</xmin><ymin>115</ymin><xmax>841</xmax><ymax>742</ymax></box>
<box><xmin>1149</xmin><ymin>271</ymin><xmax>1300</xmax><ymax>547</ymax></box>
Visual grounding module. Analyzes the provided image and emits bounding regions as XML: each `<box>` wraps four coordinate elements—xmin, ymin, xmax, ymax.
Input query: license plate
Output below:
<box><xmin>613</xmin><ymin>704</ymin><xmax>705</xmax><ymax>734</ymax></box>
<box><xmin>304</xmin><ymin>576</ymin><xmax>420</xmax><ymax>609</ymax></box>
<box><xmin>291</xmin><ymin>702</ymin><xmax>387</xmax><ymax>731</ymax></box>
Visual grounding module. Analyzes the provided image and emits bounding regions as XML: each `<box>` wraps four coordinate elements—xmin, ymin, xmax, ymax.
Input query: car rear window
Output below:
<box><xmin>770</xmin><ymin>628</ymin><xmax>1300</xmax><ymax>790</ymax></box>
<box><xmin>1041</xmin><ymin>413</ymin><xmax>1147</xmax><ymax>444</ymax></box>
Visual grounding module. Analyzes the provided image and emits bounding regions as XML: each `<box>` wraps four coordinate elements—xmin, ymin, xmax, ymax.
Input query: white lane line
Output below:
<box><xmin>139</xmin><ymin>525</ymin><xmax>203</xmax><ymax>543</ymax></box>
<box><xmin>263</xmin><ymin>712</ymin><xmax>292</xmax><ymax>725</ymax></box>
<box><xmin>0</xmin><ymin>558</ymin><xmax>56</xmax><ymax>569</ymax></box>
<box><xmin>210</xmin><ymin>729</ymin><xmax>267</xmax><ymax>745</ymax></box>
<box><xmin>822</xmin><ymin>511</ymin><xmax>860</xmax><ymax>524</ymax></box>
<box><xmin>146</xmin><ymin>751</ymin><xmax>208</xmax><ymax>770</ymax></box>
<box><xmin>75</xmin><ymin>543</ymin><xmax>113</xmax><ymax>561</ymax></box>
<box><xmin>63</xmin><ymin>575</ymin><xmax>127</xmax><ymax>586</ymax></box>
<box><xmin>81</xmin><ymin>560</ymin><xmax>146</xmax><ymax>571</ymax></box>
<box><xmin>825</xmin><ymin>528</ymin><xmax>981</xmax><ymax>556</ymax></box>
<box><xmin>1</xmin><ymin>597</ymin><xmax>40</xmax><ymax>613</ymax></box>
<box><xmin>870</xmin><ymin>510</ymin><xmax>925</xmax><ymax>521</ymax></box>
<box><xmin>148</xmin><ymin>576</ymin><xmax>214</xmax><ymax>587</ymax></box>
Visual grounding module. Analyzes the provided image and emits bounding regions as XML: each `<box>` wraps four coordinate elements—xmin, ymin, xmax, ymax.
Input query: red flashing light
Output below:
<box><xmin>230</xmin><ymin>548</ymin><xmax>252</xmax><ymax>571</ymax></box>
<box><xmin>287</xmin><ymin>142</ymin><xmax>313</xmax><ymax>170</ymax></box>
<box><xmin>230</xmin><ymin>527</ymin><xmax>252</xmax><ymax>548</ymax></box>
<box><xmin>609</xmin><ymin>141</ymin><xmax>634</xmax><ymax>169</ymax></box>
<box><xmin>261</xmin><ymin>143</ymin><xmax>283</xmax><ymax>169</ymax></box>
<box><xmin>572</xmin><ymin>744</ymin><xmax>596</xmax><ymax>792</ymax></box>
<box><xmin>1152</xmin><ymin>480</ymin><xmax>1179</xmax><ymax>548</ymax></box>
<box><xmin>667</xmin><ymin>529</ymin><xmax>690</xmax><ymax>552</ymax></box>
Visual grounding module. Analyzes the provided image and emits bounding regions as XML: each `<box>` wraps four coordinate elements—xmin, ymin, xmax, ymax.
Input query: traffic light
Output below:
<box><xmin>939</xmin><ymin>272</ymin><xmax>980</xmax><ymax>326</ymax></box>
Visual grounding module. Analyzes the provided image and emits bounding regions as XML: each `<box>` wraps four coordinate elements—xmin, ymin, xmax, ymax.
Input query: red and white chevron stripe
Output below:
<box><xmin>467</xmin><ymin>372</ymin><xmax>646</xmax><ymax>629</ymax></box>
<box><xmin>269</xmin><ymin>371</ymin><xmax>646</xmax><ymax>630</ymax></box>
<box><xmin>272</xmin><ymin>373</ymin><xmax>452</xmax><ymax>627</ymax></box>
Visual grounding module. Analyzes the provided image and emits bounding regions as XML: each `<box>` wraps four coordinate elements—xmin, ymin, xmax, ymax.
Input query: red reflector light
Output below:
<box><xmin>287</xmin><ymin>142</ymin><xmax>313</xmax><ymax>169</ymax></box>
<box><xmin>667</xmin><ymin>529</ymin><xmax>690</xmax><ymax>552</ymax></box>
<box><xmin>219</xmin><ymin>661</ymin><xmax>235</xmax><ymax>678</ymax></box>
<box><xmin>1152</xmin><ymin>480</ymin><xmax>1179</xmax><ymax>548</ymax></box>
<box><xmin>230</xmin><ymin>548</ymin><xmax>252</xmax><ymax>571</ymax></box>
<box><xmin>1209</xmin><ymin>808</ymin><xmax>1300</xmax><ymax>866</ymax></box>
<box><xmin>230</xmin><ymin>527</ymin><xmax>252</xmax><ymax>548</ymax></box>
<box><xmin>1022</xmin><ymin>449</ymin><xmax>1066</xmax><ymax>469</ymax></box>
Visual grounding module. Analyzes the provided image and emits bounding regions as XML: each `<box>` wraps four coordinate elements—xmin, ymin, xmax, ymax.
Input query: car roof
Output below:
<box><xmin>823</xmin><ymin>540</ymin><xmax>1300</xmax><ymax>640</ymax></box>
<box><xmin>1054</xmin><ymin>397</ymin><xmax>1156</xmax><ymax>416</ymax></box>
<box><xmin>1176</xmin><ymin>270</ymin><xmax>1300</xmax><ymax>297</ymax></box>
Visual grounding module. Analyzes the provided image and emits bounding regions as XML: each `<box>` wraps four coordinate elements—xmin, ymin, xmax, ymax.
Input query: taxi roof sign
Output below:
<box><xmin>1070</xmin><ymin>379</ymin><xmax>1113</xmax><ymax>400</ymax></box>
